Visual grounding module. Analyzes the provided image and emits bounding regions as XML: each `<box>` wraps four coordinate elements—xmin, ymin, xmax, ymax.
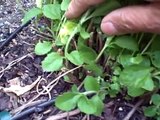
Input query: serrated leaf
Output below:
<box><xmin>144</xmin><ymin>106</ymin><xmax>157</xmax><ymax>117</ymax></box>
<box><xmin>119</xmin><ymin>65</ymin><xmax>154</xmax><ymax>96</ymax></box>
<box><xmin>118</xmin><ymin>54</ymin><xmax>143</xmax><ymax>67</ymax></box>
<box><xmin>0</xmin><ymin>111</ymin><xmax>11</xmax><ymax>120</ymax></box>
<box><xmin>113</xmin><ymin>36</ymin><xmax>139</xmax><ymax>51</ymax></box>
<box><xmin>42</xmin><ymin>52</ymin><xmax>63</xmax><ymax>72</ymax></box>
<box><xmin>77</xmin><ymin>96</ymin><xmax>97</xmax><ymax>114</ymax></box>
<box><xmin>61</xmin><ymin>0</ymin><xmax>70</xmax><ymax>11</ymax></box>
<box><xmin>84</xmin><ymin>76</ymin><xmax>100</xmax><ymax>91</ymax></box>
<box><xmin>35</xmin><ymin>41</ymin><xmax>52</xmax><ymax>55</ymax></box>
<box><xmin>151</xmin><ymin>94</ymin><xmax>160</xmax><ymax>105</ymax></box>
<box><xmin>22</xmin><ymin>7</ymin><xmax>42</xmax><ymax>24</ymax></box>
<box><xmin>66</xmin><ymin>51</ymin><xmax>84</xmax><ymax>65</ymax></box>
<box><xmin>91</xmin><ymin>95</ymin><xmax>104</xmax><ymax>116</ymax></box>
<box><xmin>43</xmin><ymin>4</ymin><xmax>61</xmax><ymax>20</ymax></box>
<box><xmin>55</xmin><ymin>92</ymin><xmax>81</xmax><ymax>111</ymax></box>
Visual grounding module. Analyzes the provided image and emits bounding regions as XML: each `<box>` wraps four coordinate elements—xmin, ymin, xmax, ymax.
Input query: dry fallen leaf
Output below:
<box><xmin>0</xmin><ymin>76</ymin><xmax>41</xmax><ymax>96</ymax></box>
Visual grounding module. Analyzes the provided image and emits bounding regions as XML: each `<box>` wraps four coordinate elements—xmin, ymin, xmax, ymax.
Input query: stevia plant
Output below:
<box><xmin>23</xmin><ymin>0</ymin><xmax>160</xmax><ymax>118</ymax></box>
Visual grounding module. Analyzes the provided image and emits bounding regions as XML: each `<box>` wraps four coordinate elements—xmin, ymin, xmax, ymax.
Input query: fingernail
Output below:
<box><xmin>101</xmin><ymin>22</ymin><xmax>118</xmax><ymax>35</ymax></box>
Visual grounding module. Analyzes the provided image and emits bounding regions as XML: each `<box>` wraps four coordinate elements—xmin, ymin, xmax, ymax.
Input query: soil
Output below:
<box><xmin>0</xmin><ymin>0</ymin><xmax>149</xmax><ymax>120</ymax></box>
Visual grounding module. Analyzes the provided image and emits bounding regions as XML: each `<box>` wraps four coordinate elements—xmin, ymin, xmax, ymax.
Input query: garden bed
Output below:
<box><xmin>0</xmin><ymin>0</ymin><xmax>159</xmax><ymax>120</ymax></box>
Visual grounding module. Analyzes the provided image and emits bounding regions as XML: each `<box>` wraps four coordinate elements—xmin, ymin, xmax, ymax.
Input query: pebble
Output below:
<box><xmin>118</xmin><ymin>107</ymin><xmax>123</xmax><ymax>111</ymax></box>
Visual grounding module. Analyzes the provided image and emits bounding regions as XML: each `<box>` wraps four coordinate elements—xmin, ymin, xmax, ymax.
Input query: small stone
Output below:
<box><xmin>118</xmin><ymin>107</ymin><xmax>123</xmax><ymax>111</ymax></box>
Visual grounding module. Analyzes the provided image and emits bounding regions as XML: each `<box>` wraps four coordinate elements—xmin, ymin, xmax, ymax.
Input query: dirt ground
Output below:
<box><xmin>0</xmin><ymin>0</ymin><xmax>149</xmax><ymax>120</ymax></box>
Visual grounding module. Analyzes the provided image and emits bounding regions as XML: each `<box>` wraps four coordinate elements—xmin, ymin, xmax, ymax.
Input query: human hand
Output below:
<box><xmin>65</xmin><ymin>0</ymin><xmax>160</xmax><ymax>35</ymax></box>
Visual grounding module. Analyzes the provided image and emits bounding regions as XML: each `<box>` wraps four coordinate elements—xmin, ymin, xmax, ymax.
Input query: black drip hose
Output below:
<box><xmin>11</xmin><ymin>98</ymin><xmax>55</xmax><ymax>120</ymax></box>
<box><xmin>0</xmin><ymin>20</ymin><xmax>32</xmax><ymax>51</ymax></box>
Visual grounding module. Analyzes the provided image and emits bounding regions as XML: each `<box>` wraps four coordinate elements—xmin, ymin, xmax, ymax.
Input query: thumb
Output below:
<box><xmin>101</xmin><ymin>4</ymin><xmax>160</xmax><ymax>35</ymax></box>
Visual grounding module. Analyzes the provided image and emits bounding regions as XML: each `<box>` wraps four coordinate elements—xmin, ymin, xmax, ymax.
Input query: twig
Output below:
<box><xmin>12</xmin><ymin>66</ymin><xmax>82</xmax><ymax>114</ymax></box>
<box><xmin>46</xmin><ymin>109</ymin><xmax>80</xmax><ymax>120</ymax></box>
<box><xmin>123</xmin><ymin>99</ymin><xmax>144</xmax><ymax>120</ymax></box>
<box><xmin>0</xmin><ymin>53</ymin><xmax>32</xmax><ymax>74</ymax></box>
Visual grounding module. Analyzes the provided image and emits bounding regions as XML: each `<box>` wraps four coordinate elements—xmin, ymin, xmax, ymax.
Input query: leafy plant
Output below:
<box><xmin>23</xmin><ymin>0</ymin><xmax>160</xmax><ymax>118</ymax></box>
<box><xmin>144</xmin><ymin>94</ymin><xmax>160</xmax><ymax>120</ymax></box>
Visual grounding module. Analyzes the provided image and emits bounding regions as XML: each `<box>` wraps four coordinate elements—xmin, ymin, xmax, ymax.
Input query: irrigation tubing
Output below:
<box><xmin>11</xmin><ymin>98</ymin><xmax>55</xmax><ymax>120</ymax></box>
<box><xmin>0</xmin><ymin>20</ymin><xmax>32</xmax><ymax>51</ymax></box>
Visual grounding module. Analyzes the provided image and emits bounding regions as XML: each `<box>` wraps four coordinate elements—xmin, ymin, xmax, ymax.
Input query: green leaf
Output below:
<box><xmin>61</xmin><ymin>0</ymin><xmax>70</xmax><ymax>11</ymax></box>
<box><xmin>84</xmin><ymin>76</ymin><xmax>100</xmax><ymax>91</ymax></box>
<box><xmin>43</xmin><ymin>4</ymin><xmax>61</xmax><ymax>20</ymax></box>
<box><xmin>110</xmin><ymin>83</ymin><xmax>120</xmax><ymax>91</ymax></box>
<box><xmin>22</xmin><ymin>7</ymin><xmax>42</xmax><ymax>24</ymax></box>
<box><xmin>150</xmin><ymin>51</ymin><xmax>160</xmax><ymax>68</ymax></box>
<box><xmin>142</xmin><ymin>74</ymin><xmax>155</xmax><ymax>91</ymax></box>
<box><xmin>144</xmin><ymin>106</ymin><xmax>157</xmax><ymax>117</ymax></box>
<box><xmin>55</xmin><ymin>92</ymin><xmax>81</xmax><ymax>111</ymax></box>
<box><xmin>35</xmin><ymin>41</ymin><xmax>52</xmax><ymax>55</ymax></box>
<box><xmin>127</xmin><ymin>87</ymin><xmax>145</xmax><ymax>97</ymax></box>
<box><xmin>71</xmin><ymin>85</ymin><xmax>79</xmax><ymax>93</ymax></box>
<box><xmin>78</xmin><ymin>45</ymin><xmax>97</xmax><ymax>64</ymax></box>
<box><xmin>0</xmin><ymin>111</ymin><xmax>11</xmax><ymax>120</ymax></box>
<box><xmin>84</xmin><ymin>62</ymin><xmax>103</xmax><ymax>76</ymax></box>
<box><xmin>78</xmin><ymin>96</ymin><xmax>97</xmax><ymax>114</ymax></box>
<box><xmin>151</xmin><ymin>94</ymin><xmax>160</xmax><ymax>105</ymax></box>
<box><xmin>91</xmin><ymin>95</ymin><xmax>104</xmax><ymax>116</ymax></box>
<box><xmin>118</xmin><ymin>54</ymin><xmax>143</xmax><ymax>67</ymax></box>
<box><xmin>113</xmin><ymin>36</ymin><xmax>139</xmax><ymax>51</ymax></box>
<box><xmin>42</xmin><ymin>52</ymin><xmax>63</xmax><ymax>72</ymax></box>
<box><xmin>79</xmin><ymin>27</ymin><xmax>90</xmax><ymax>39</ymax></box>
<box><xmin>59</xmin><ymin>21</ymin><xmax>78</xmax><ymax>44</ymax></box>
<box><xmin>66</xmin><ymin>50</ymin><xmax>84</xmax><ymax>65</ymax></box>
<box><xmin>119</xmin><ymin>65</ymin><xmax>154</xmax><ymax>95</ymax></box>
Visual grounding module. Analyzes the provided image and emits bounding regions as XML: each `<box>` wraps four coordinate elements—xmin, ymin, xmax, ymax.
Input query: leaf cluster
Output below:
<box><xmin>23</xmin><ymin>0</ymin><xmax>160</xmax><ymax>117</ymax></box>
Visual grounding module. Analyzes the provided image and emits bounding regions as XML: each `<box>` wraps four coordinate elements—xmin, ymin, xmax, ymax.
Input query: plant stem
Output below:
<box><xmin>138</xmin><ymin>33</ymin><xmax>144</xmax><ymax>45</ymax></box>
<box><xmin>64</xmin><ymin>27</ymin><xmax>78</xmax><ymax>56</ymax></box>
<box><xmin>153</xmin><ymin>71</ymin><xmax>160</xmax><ymax>76</ymax></box>
<box><xmin>83</xmin><ymin>91</ymin><xmax>97</xmax><ymax>95</ymax></box>
<box><xmin>141</xmin><ymin>34</ymin><xmax>157</xmax><ymax>55</ymax></box>
<box><xmin>95</xmin><ymin>36</ymin><xmax>114</xmax><ymax>62</ymax></box>
<box><xmin>64</xmin><ymin>10</ymin><xmax>91</xmax><ymax>56</ymax></box>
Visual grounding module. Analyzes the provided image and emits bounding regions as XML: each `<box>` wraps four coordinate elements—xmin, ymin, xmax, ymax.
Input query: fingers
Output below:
<box><xmin>101</xmin><ymin>4</ymin><xmax>160</xmax><ymax>35</ymax></box>
<box><xmin>65</xmin><ymin>0</ymin><xmax>104</xmax><ymax>19</ymax></box>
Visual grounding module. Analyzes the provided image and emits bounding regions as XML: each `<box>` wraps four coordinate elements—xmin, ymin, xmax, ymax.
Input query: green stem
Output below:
<box><xmin>64</xmin><ymin>10</ymin><xmax>91</xmax><ymax>56</ymax></box>
<box><xmin>64</xmin><ymin>27</ymin><xmax>78</xmax><ymax>56</ymax></box>
<box><xmin>153</xmin><ymin>71</ymin><xmax>160</xmax><ymax>76</ymax></box>
<box><xmin>56</xmin><ymin>15</ymin><xmax>66</xmax><ymax>36</ymax></box>
<box><xmin>95</xmin><ymin>36</ymin><xmax>114</xmax><ymax>62</ymax></box>
<box><xmin>141</xmin><ymin>34</ymin><xmax>157</xmax><ymax>55</ymax></box>
<box><xmin>83</xmin><ymin>91</ymin><xmax>97</xmax><ymax>95</ymax></box>
<box><xmin>138</xmin><ymin>33</ymin><xmax>144</xmax><ymax>45</ymax></box>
